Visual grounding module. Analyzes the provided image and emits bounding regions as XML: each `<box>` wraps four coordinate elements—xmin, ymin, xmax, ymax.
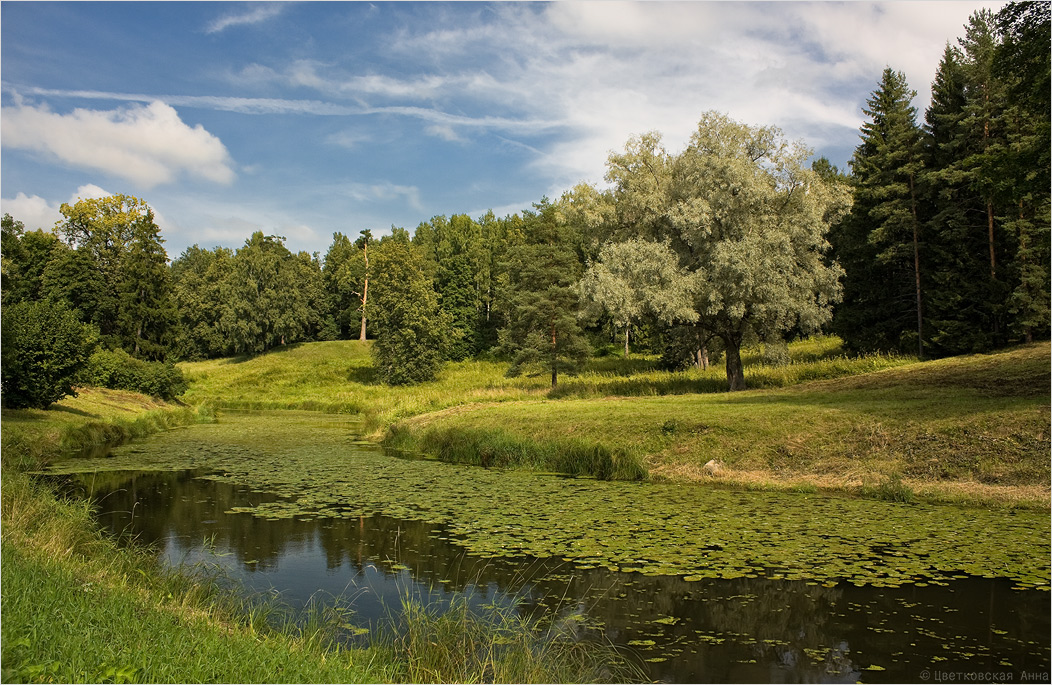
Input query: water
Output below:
<box><xmin>45</xmin><ymin>412</ymin><xmax>1051</xmax><ymax>683</ymax></box>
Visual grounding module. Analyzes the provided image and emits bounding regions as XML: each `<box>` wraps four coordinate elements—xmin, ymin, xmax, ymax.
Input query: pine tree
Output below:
<box><xmin>833</xmin><ymin>69</ymin><xmax>925</xmax><ymax>356</ymax></box>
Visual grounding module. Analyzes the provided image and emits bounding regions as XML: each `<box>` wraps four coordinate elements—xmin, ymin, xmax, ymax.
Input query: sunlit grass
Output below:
<box><xmin>179</xmin><ymin>335</ymin><xmax>913</xmax><ymax>431</ymax></box>
<box><xmin>393</xmin><ymin>343</ymin><xmax>1051</xmax><ymax>508</ymax></box>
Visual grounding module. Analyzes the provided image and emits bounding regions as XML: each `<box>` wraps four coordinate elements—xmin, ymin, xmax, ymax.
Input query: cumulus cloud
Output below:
<box><xmin>205</xmin><ymin>3</ymin><xmax>285</xmax><ymax>34</ymax></box>
<box><xmin>1</xmin><ymin>100</ymin><xmax>236</xmax><ymax>188</ymax></box>
<box><xmin>0</xmin><ymin>184</ymin><xmax>184</xmax><ymax>237</ymax></box>
<box><xmin>0</xmin><ymin>192</ymin><xmax>61</xmax><ymax>231</ymax></box>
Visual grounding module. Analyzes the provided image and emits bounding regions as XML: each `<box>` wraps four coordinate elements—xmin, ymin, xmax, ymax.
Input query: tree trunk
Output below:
<box><xmin>550</xmin><ymin>323</ymin><xmax>558</xmax><ymax>388</ymax></box>
<box><xmin>624</xmin><ymin>325</ymin><xmax>630</xmax><ymax>358</ymax></box>
<box><xmin>909</xmin><ymin>170</ymin><xmax>924</xmax><ymax>359</ymax></box>
<box><xmin>359</xmin><ymin>244</ymin><xmax>369</xmax><ymax>342</ymax></box>
<box><xmin>987</xmin><ymin>200</ymin><xmax>996</xmax><ymax>280</ymax></box>
<box><xmin>722</xmin><ymin>333</ymin><xmax>746</xmax><ymax>391</ymax></box>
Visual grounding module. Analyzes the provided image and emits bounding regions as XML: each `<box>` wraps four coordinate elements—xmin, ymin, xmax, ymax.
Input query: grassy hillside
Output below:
<box><xmin>394</xmin><ymin>344</ymin><xmax>1050</xmax><ymax>507</ymax></box>
<box><xmin>179</xmin><ymin>336</ymin><xmax>910</xmax><ymax>428</ymax></box>
<box><xmin>179</xmin><ymin>338</ymin><xmax>1049</xmax><ymax>507</ymax></box>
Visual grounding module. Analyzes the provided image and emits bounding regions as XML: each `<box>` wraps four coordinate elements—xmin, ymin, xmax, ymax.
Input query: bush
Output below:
<box><xmin>81</xmin><ymin>349</ymin><xmax>187</xmax><ymax>400</ymax></box>
<box><xmin>1</xmin><ymin>299</ymin><xmax>98</xmax><ymax>409</ymax></box>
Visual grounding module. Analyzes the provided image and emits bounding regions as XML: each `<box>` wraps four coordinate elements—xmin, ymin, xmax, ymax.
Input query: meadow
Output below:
<box><xmin>180</xmin><ymin>336</ymin><xmax>1050</xmax><ymax>508</ymax></box>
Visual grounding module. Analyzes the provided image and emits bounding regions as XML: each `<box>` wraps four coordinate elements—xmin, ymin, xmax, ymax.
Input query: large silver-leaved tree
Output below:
<box><xmin>604</xmin><ymin>111</ymin><xmax>851</xmax><ymax>390</ymax></box>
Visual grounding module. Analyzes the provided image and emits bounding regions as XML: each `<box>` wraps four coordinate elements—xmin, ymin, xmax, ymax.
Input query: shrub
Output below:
<box><xmin>1</xmin><ymin>299</ymin><xmax>98</xmax><ymax>409</ymax></box>
<box><xmin>81</xmin><ymin>349</ymin><xmax>187</xmax><ymax>400</ymax></box>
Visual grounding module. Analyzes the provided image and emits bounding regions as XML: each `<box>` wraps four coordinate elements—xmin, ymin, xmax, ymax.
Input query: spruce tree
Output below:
<box><xmin>994</xmin><ymin>1</ymin><xmax>1051</xmax><ymax>343</ymax></box>
<box><xmin>118</xmin><ymin>209</ymin><xmax>177</xmax><ymax>360</ymax></box>
<box><xmin>498</xmin><ymin>199</ymin><xmax>591</xmax><ymax>388</ymax></box>
<box><xmin>833</xmin><ymin>69</ymin><xmax>925</xmax><ymax>356</ymax></box>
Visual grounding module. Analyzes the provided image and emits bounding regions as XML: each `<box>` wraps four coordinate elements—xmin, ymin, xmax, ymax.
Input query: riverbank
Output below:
<box><xmin>389</xmin><ymin>343</ymin><xmax>1050</xmax><ymax>509</ymax></box>
<box><xmin>1</xmin><ymin>390</ymin><xmax>631</xmax><ymax>683</ymax></box>
<box><xmin>179</xmin><ymin>338</ymin><xmax>1050</xmax><ymax>509</ymax></box>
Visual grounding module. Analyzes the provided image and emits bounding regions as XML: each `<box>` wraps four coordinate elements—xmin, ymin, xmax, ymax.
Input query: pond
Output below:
<box><xmin>43</xmin><ymin>411</ymin><xmax>1051</xmax><ymax>683</ymax></box>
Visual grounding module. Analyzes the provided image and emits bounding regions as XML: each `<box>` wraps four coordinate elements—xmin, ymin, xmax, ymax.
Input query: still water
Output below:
<box><xmin>46</xmin><ymin>411</ymin><xmax>1050</xmax><ymax>683</ymax></box>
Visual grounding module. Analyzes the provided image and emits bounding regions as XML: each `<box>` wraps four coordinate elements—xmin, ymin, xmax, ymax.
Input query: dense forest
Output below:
<box><xmin>2</xmin><ymin>5</ymin><xmax>1048</xmax><ymax>407</ymax></box>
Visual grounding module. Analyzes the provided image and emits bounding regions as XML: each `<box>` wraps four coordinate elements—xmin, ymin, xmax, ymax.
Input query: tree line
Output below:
<box><xmin>833</xmin><ymin>4</ymin><xmax>1050</xmax><ymax>357</ymax></box>
<box><xmin>2</xmin><ymin>4</ymin><xmax>1046</xmax><ymax>407</ymax></box>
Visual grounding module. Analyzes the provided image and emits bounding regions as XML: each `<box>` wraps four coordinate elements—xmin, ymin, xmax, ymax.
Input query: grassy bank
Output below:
<box><xmin>387</xmin><ymin>343</ymin><xmax>1050</xmax><ymax>509</ymax></box>
<box><xmin>0</xmin><ymin>387</ymin><xmax>211</xmax><ymax>470</ymax></box>
<box><xmin>178</xmin><ymin>337</ymin><xmax>1049</xmax><ymax>506</ymax></box>
<box><xmin>179</xmin><ymin>336</ymin><xmax>912</xmax><ymax>433</ymax></box>
<box><xmin>1</xmin><ymin>390</ymin><xmax>636</xmax><ymax>683</ymax></box>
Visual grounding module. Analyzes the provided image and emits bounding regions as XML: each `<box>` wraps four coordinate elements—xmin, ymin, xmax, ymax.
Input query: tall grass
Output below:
<box><xmin>386</xmin><ymin>424</ymin><xmax>648</xmax><ymax>480</ymax></box>
<box><xmin>375</xmin><ymin>593</ymin><xmax>639</xmax><ymax>684</ymax></box>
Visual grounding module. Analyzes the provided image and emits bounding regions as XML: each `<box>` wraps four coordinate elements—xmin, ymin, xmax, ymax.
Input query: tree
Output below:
<box><xmin>579</xmin><ymin>238</ymin><xmax>697</xmax><ymax>357</ymax></box>
<box><xmin>370</xmin><ymin>234</ymin><xmax>449</xmax><ymax>385</ymax></box>
<box><xmin>498</xmin><ymin>199</ymin><xmax>592</xmax><ymax>388</ymax></box>
<box><xmin>117</xmin><ymin>209</ymin><xmax>177</xmax><ymax>359</ymax></box>
<box><xmin>57</xmin><ymin>194</ymin><xmax>176</xmax><ymax>357</ymax></box>
<box><xmin>833</xmin><ymin>70</ymin><xmax>925</xmax><ymax>356</ymax></box>
<box><xmin>994</xmin><ymin>1</ymin><xmax>1051</xmax><ymax>343</ymax></box>
<box><xmin>1</xmin><ymin>298</ymin><xmax>98</xmax><ymax>409</ymax></box>
<box><xmin>607</xmin><ymin>112</ymin><xmax>848</xmax><ymax>390</ymax></box>
<box><xmin>219</xmin><ymin>232</ymin><xmax>318</xmax><ymax>355</ymax></box>
<box><xmin>2</xmin><ymin>216</ymin><xmax>62</xmax><ymax>305</ymax></box>
<box><xmin>170</xmin><ymin>245</ymin><xmax>233</xmax><ymax>359</ymax></box>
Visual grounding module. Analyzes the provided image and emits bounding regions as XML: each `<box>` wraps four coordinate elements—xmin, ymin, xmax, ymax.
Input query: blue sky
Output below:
<box><xmin>2</xmin><ymin>1</ymin><xmax>1002</xmax><ymax>258</ymax></box>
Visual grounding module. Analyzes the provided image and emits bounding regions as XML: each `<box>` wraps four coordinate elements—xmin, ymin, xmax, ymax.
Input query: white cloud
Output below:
<box><xmin>0</xmin><ymin>192</ymin><xmax>61</xmax><ymax>231</ymax></box>
<box><xmin>382</xmin><ymin>0</ymin><xmax>1004</xmax><ymax>183</ymax></box>
<box><xmin>1</xmin><ymin>100</ymin><xmax>236</xmax><ymax>188</ymax></box>
<box><xmin>205</xmin><ymin>3</ymin><xmax>285</xmax><ymax>34</ymax></box>
<box><xmin>69</xmin><ymin>183</ymin><xmax>113</xmax><ymax>202</ymax></box>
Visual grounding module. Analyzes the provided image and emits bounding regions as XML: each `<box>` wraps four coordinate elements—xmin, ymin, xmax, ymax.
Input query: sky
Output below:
<box><xmin>1</xmin><ymin>1</ymin><xmax>1004</xmax><ymax>259</ymax></box>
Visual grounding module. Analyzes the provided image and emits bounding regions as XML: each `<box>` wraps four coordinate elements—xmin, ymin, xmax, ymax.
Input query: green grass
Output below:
<box><xmin>391</xmin><ymin>343</ymin><xmax>1051</xmax><ymax>508</ymax></box>
<box><xmin>1</xmin><ymin>386</ymin><xmax>212</xmax><ymax>470</ymax></box>
<box><xmin>178</xmin><ymin>336</ymin><xmax>1049</xmax><ymax>506</ymax></box>
<box><xmin>179</xmin><ymin>335</ymin><xmax>912</xmax><ymax>432</ymax></box>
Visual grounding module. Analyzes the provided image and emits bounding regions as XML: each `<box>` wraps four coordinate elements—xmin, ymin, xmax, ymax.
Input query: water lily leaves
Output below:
<box><xmin>43</xmin><ymin>411</ymin><xmax>1052</xmax><ymax>592</ymax></box>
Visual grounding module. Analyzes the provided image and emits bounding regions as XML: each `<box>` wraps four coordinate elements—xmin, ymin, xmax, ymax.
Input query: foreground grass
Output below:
<box><xmin>1</xmin><ymin>391</ymin><xmax>636</xmax><ymax>683</ymax></box>
<box><xmin>389</xmin><ymin>343</ymin><xmax>1051</xmax><ymax>509</ymax></box>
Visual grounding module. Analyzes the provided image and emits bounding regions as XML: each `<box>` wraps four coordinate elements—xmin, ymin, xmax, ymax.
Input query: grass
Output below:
<box><xmin>387</xmin><ymin>342</ymin><xmax>1051</xmax><ymax>509</ymax></box>
<box><xmin>179</xmin><ymin>336</ymin><xmax>913</xmax><ymax>432</ymax></box>
<box><xmin>1</xmin><ymin>389</ymin><xmax>639</xmax><ymax>683</ymax></box>
<box><xmin>0</xmin><ymin>386</ymin><xmax>212</xmax><ymax>470</ymax></box>
<box><xmin>178</xmin><ymin>336</ymin><xmax>1049</xmax><ymax>506</ymax></box>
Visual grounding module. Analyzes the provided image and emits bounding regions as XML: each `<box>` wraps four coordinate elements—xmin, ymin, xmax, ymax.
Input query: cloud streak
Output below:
<box><xmin>205</xmin><ymin>3</ymin><xmax>285</xmax><ymax>34</ymax></box>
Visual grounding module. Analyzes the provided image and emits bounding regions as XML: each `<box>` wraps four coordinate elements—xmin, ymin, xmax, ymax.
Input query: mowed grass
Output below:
<box><xmin>179</xmin><ymin>336</ymin><xmax>911</xmax><ymax>430</ymax></box>
<box><xmin>179</xmin><ymin>337</ymin><xmax>1048</xmax><ymax>506</ymax></box>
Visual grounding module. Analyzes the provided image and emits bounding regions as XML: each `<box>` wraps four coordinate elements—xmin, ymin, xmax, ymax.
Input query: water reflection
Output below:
<box><xmin>57</xmin><ymin>469</ymin><xmax>1049</xmax><ymax>684</ymax></box>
